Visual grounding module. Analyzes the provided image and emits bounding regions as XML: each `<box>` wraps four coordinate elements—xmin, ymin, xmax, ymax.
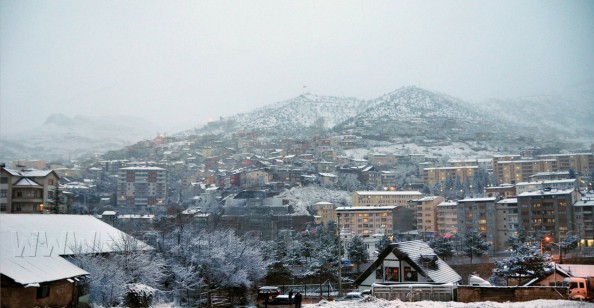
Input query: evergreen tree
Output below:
<box><xmin>347</xmin><ymin>236</ymin><xmax>369</xmax><ymax>273</ymax></box>
<box><xmin>428</xmin><ymin>236</ymin><xmax>455</xmax><ymax>260</ymax></box>
<box><xmin>375</xmin><ymin>234</ymin><xmax>391</xmax><ymax>254</ymax></box>
<box><xmin>462</xmin><ymin>231</ymin><xmax>491</xmax><ymax>264</ymax></box>
<box><xmin>49</xmin><ymin>186</ymin><xmax>63</xmax><ymax>214</ymax></box>
<box><xmin>491</xmin><ymin>241</ymin><xmax>553</xmax><ymax>285</ymax></box>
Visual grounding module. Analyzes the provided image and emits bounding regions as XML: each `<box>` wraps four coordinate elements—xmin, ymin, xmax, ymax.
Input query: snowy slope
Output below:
<box><xmin>234</xmin><ymin>94</ymin><xmax>369</xmax><ymax>130</ymax></box>
<box><xmin>0</xmin><ymin>114</ymin><xmax>159</xmax><ymax>161</ymax></box>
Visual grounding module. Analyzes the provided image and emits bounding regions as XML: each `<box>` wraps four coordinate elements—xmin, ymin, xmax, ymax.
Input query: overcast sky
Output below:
<box><xmin>1</xmin><ymin>1</ymin><xmax>593</xmax><ymax>135</ymax></box>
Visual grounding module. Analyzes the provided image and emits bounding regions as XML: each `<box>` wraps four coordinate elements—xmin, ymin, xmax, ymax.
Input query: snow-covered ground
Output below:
<box><xmin>303</xmin><ymin>298</ymin><xmax>593</xmax><ymax>308</ymax></box>
<box><xmin>277</xmin><ymin>186</ymin><xmax>352</xmax><ymax>215</ymax></box>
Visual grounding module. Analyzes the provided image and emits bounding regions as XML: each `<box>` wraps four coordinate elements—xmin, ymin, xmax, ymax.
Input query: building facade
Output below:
<box><xmin>516</xmin><ymin>188</ymin><xmax>578</xmax><ymax>242</ymax></box>
<box><xmin>117</xmin><ymin>166</ymin><xmax>167</xmax><ymax>207</ymax></box>
<box><xmin>423</xmin><ymin>166</ymin><xmax>478</xmax><ymax>187</ymax></box>
<box><xmin>0</xmin><ymin>167</ymin><xmax>60</xmax><ymax>213</ymax></box>
<box><xmin>352</xmin><ymin>191</ymin><xmax>423</xmax><ymax>207</ymax></box>
<box><xmin>495</xmin><ymin>198</ymin><xmax>519</xmax><ymax>251</ymax></box>
<box><xmin>456</xmin><ymin>197</ymin><xmax>497</xmax><ymax>249</ymax></box>
<box><xmin>336</xmin><ymin>206</ymin><xmax>396</xmax><ymax>238</ymax></box>
<box><xmin>411</xmin><ymin>196</ymin><xmax>445</xmax><ymax>233</ymax></box>
<box><xmin>436</xmin><ymin>200</ymin><xmax>458</xmax><ymax>235</ymax></box>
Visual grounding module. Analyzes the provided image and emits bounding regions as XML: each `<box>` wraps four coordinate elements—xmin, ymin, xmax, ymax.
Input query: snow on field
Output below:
<box><xmin>277</xmin><ymin>186</ymin><xmax>352</xmax><ymax>215</ymax></box>
<box><xmin>304</xmin><ymin>298</ymin><xmax>594</xmax><ymax>308</ymax></box>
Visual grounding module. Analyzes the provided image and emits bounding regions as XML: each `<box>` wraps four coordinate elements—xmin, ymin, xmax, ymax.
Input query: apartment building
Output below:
<box><xmin>456</xmin><ymin>197</ymin><xmax>497</xmax><ymax>249</ymax></box>
<box><xmin>485</xmin><ymin>184</ymin><xmax>516</xmax><ymax>198</ymax></box>
<box><xmin>117</xmin><ymin>166</ymin><xmax>167</xmax><ymax>207</ymax></box>
<box><xmin>494</xmin><ymin>159</ymin><xmax>557</xmax><ymax>184</ymax></box>
<box><xmin>515</xmin><ymin>179</ymin><xmax>577</xmax><ymax>195</ymax></box>
<box><xmin>411</xmin><ymin>196</ymin><xmax>445</xmax><ymax>233</ymax></box>
<box><xmin>516</xmin><ymin>188</ymin><xmax>578</xmax><ymax>241</ymax></box>
<box><xmin>495</xmin><ymin>198</ymin><xmax>519</xmax><ymax>251</ymax></box>
<box><xmin>436</xmin><ymin>200</ymin><xmax>458</xmax><ymax>235</ymax></box>
<box><xmin>0</xmin><ymin>167</ymin><xmax>60</xmax><ymax>213</ymax></box>
<box><xmin>336</xmin><ymin>206</ymin><xmax>395</xmax><ymax>237</ymax></box>
<box><xmin>538</xmin><ymin>153</ymin><xmax>594</xmax><ymax>175</ymax></box>
<box><xmin>423</xmin><ymin>166</ymin><xmax>478</xmax><ymax>187</ymax></box>
<box><xmin>573</xmin><ymin>192</ymin><xmax>594</xmax><ymax>248</ymax></box>
<box><xmin>352</xmin><ymin>191</ymin><xmax>423</xmax><ymax>207</ymax></box>
<box><xmin>312</xmin><ymin>201</ymin><xmax>336</xmax><ymax>228</ymax></box>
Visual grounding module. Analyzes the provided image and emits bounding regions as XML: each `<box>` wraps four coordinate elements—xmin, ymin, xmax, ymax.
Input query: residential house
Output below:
<box><xmin>311</xmin><ymin>201</ymin><xmax>336</xmax><ymax>228</ymax></box>
<box><xmin>0</xmin><ymin>214</ymin><xmax>151</xmax><ymax>308</ymax></box>
<box><xmin>354</xmin><ymin>240</ymin><xmax>461</xmax><ymax>291</ymax></box>
<box><xmin>0</xmin><ymin>167</ymin><xmax>61</xmax><ymax>213</ymax></box>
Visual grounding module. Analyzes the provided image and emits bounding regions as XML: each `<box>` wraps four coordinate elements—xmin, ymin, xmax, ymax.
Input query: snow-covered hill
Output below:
<box><xmin>0</xmin><ymin>114</ymin><xmax>159</xmax><ymax>161</ymax></box>
<box><xmin>477</xmin><ymin>83</ymin><xmax>594</xmax><ymax>137</ymax></box>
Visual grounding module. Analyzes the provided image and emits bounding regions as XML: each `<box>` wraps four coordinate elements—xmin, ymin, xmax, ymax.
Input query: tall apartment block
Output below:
<box><xmin>456</xmin><ymin>197</ymin><xmax>497</xmax><ymax>249</ymax></box>
<box><xmin>516</xmin><ymin>188</ymin><xmax>578</xmax><ymax>242</ymax></box>
<box><xmin>436</xmin><ymin>200</ymin><xmax>458</xmax><ymax>235</ymax></box>
<box><xmin>411</xmin><ymin>196</ymin><xmax>444</xmax><ymax>233</ymax></box>
<box><xmin>117</xmin><ymin>166</ymin><xmax>167</xmax><ymax>207</ymax></box>
<box><xmin>495</xmin><ymin>198</ymin><xmax>519</xmax><ymax>251</ymax></box>
<box><xmin>573</xmin><ymin>192</ymin><xmax>594</xmax><ymax>248</ymax></box>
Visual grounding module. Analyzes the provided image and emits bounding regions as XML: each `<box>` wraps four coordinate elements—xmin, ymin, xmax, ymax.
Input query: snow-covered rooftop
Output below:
<box><xmin>517</xmin><ymin>188</ymin><xmax>575</xmax><ymax>197</ymax></box>
<box><xmin>497</xmin><ymin>198</ymin><xmax>518</xmax><ymax>204</ymax></box>
<box><xmin>458</xmin><ymin>197</ymin><xmax>497</xmax><ymax>202</ymax></box>
<box><xmin>0</xmin><ymin>214</ymin><xmax>153</xmax><ymax>286</ymax></box>
<box><xmin>355</xmin><ymin>191</ymin><xmax>423</xmax><ymax>196</ymax></box>
<box><xmin>0</xmin><ymin>214</ymin><xmax>152</xmax><ymax>257</ymax></box>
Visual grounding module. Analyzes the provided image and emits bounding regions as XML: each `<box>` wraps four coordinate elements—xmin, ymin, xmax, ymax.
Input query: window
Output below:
<box><xmin>48</xmin><ymin>179</ymin><xmax>54</xmax><ymax>185</ymax></box>
<box><xmin>0</xmin><ymin>203</ymin><xmax>6</xmax><ymax>212</ymax></box>
<box><xmin>0</xmin><ymin>189</ymin><xmax>6</xmax><ymax>198</ymax></box>
<box><xmin>37</xmin><ymin>285</ymin><xmax>50</xmax><ymax>299</ymax></box>
<box><xmin>0</xmin><ymin>177</ymin><xmax>7</xmax><ymax>184</ymax></box>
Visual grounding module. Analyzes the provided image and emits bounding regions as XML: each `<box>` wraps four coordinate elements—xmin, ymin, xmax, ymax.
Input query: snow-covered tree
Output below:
<box><xmin>491</xmin><ymin>242</ymin><xmax>553</xmax><ymax>286</ymax></box>
<box><xmin>462</xmin><ymin>231</ymin><xmax>491</xmax><ymax>264</ymax></box>
<box><xmin>70</xmin><ymin>234</ymin><xmax>166</xmax><ymax>307</ymax></box>
<box><xmin>347</xmin><ymin>236</ymin><xmax>369</xmax><ymax>273</ymax></box>
<box><xmin>338</xmin><ymin>173</ymin><xmax>363</xmax><ymax>192</ymax></box>
<box><xmin>375</xmin><ymin>234</ymin><xmax>391</xmax><ymax>254</ymax></box>
<box><xmin>428</xmin><ymin>236</ymin><xmax>455</xmax><ymax>260</ymax></box>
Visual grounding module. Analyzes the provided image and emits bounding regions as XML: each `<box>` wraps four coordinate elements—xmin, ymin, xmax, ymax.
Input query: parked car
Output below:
<box><xmin>258</xmin><ymin>286</ymin><xmax>281</xmax><ymax>301</ymax></box>
<box><xmin>336</xmin><ymin>291</ymin><xmax>365</xmax><ymax>301</ymax></box>
<box><xmin>267</xmin><ymin>294</ymin><xmax>292</xmax><ymax>305</ymax></box>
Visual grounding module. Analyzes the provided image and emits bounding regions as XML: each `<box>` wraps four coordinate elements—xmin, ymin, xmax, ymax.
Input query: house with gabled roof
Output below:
<box><xmin>354</xmin><ymin>240</ymin><xmax>461</xmax><ymax>291</ymax></box>
<box><xmin>0</xmin><ymin>214</ymin><xmax>152</xmax><ymax>308</ymax></box>
<box><xmin>0</xmin><ymin>167</ymin><xmax>61</xmax><ymax>213</ymax></box>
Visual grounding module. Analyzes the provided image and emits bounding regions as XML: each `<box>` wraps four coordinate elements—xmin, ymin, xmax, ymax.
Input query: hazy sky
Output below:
<box><xmin>1</xmin><ymin>1</ymin><xmax>593</xmax><ymax>135</ymax></box>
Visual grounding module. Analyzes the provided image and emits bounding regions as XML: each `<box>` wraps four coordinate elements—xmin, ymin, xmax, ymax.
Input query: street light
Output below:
<box><xmin>540</xmin><ymin>235</ymin><xmax>551</xmax><ymax>256</ymax></box>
